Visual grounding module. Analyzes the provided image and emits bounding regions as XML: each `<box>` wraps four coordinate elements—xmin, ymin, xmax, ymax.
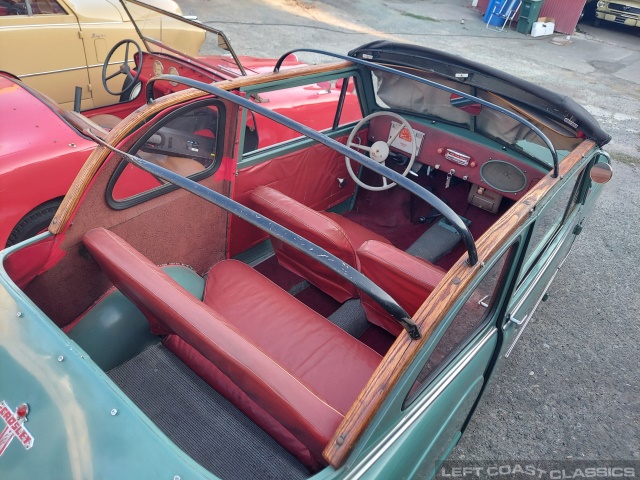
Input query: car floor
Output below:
<box><xmin>106</xmin><ymin>176</ymin><xmax>512</xmax><ymax>477</ymax></box>
<box><xmin>108</xmin><ymin>343</ymin><xmax>310</xmax><ymax>480</ymax></box>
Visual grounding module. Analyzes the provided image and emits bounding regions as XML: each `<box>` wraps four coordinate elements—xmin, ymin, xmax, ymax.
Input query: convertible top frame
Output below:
<box><xmin>145</xmin><ymin>74</ymin><xmax>480</xmax><ymax>266</ymax></box>
<box><xmin>273</xmin><ymin>48</ymin><xmax>560</xmax><ymax>178</ymax></box>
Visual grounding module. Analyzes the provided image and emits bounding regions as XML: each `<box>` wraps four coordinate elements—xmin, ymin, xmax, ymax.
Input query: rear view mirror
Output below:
<box><xmin>590</xmin><ymin>162</ymin><xmax>613</xmax><ymax>184</ymax></box>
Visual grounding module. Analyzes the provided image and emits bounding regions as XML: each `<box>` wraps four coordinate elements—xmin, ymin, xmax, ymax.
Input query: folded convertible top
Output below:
<box><xmin>349</xmin><ymin>41</ymin><xmax>610</xmax><ymax>146</ymax></box>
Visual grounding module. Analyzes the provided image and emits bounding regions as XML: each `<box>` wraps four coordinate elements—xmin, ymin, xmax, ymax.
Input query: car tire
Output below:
<box><xmin>593</xmin><ymin>18</ymin><xmax>601</xmax><ymax>27</ymax></box>
<box><xmin>6</xmin><ymin>199</ymin><xmax>62</xmax><ymax>247</ymax></box>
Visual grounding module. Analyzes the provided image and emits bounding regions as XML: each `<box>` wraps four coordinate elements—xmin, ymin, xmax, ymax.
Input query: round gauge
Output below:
<box><xmin>480</xmin><ymin>160</ymin><xmax>527</xmax><ymax>193</ymax></box>
<box><xmin>168</xmin><ymin>67</ymin><xmax>179</xmax><ymax>86</ymax></box>
<box><xmin>153</xmin><ymin>60</ymin><xmax>164</xmax><ymax>76</ymax></box>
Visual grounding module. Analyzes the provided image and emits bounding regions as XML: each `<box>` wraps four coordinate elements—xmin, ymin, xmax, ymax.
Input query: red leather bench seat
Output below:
<box><xmin>82</xmin><ymin>227</ymin><xmax>382</xmax><ymax>468</ymax></box>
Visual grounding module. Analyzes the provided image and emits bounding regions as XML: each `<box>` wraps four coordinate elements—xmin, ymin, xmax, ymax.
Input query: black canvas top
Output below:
<box><xmin>349</xmin><ymin>41</ymin><xmax>610</xmax><ymax>146</ymax></box>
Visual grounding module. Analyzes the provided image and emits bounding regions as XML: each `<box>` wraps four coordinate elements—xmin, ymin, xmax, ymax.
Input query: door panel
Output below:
<box><xmin>0</xmin><ymin>12</ymin><xmax>91</xmax><ymax>108</ymax></box>
<box><xmin>356</xmin><ymin>330</ymin><xmax>497</xmax><ymax>480</ymax></box>
<box><xmin>346</xmin><ymin>242</ymin><xmax>520</xmax><ymax>479</ymax></box>
<box><xmin>502</xmin><ymin>211</ymin><xmax>580</xmax><ymax>357</ymax></box>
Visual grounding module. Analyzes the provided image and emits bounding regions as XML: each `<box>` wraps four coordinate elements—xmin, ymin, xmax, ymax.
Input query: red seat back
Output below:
<box><xmin>357</xmin><ymin>240</ymin><xmax>446</xmax><ymax>335</ymax></box>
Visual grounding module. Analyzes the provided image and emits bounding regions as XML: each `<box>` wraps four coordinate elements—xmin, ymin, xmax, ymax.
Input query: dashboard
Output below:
<box><xmin>367</xmin><ymin>116</ymin><xmax>544</xmax><ymax>203</ymax></box>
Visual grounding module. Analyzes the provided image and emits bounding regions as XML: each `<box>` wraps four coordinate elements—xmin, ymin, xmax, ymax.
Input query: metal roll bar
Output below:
<box><xmin>273</xmin><ymin>48</ymin><xmax>559</xmax><ymax>178</ymax></box>
<box><xmin>87</xmin><ymin>131</ymin><xmax>421</xmax><ymax>339</ymax></box>
<box><xmin>145</xmin><ymin>74</ymin><xmax>479</xmax><ymax>266</ymax></box>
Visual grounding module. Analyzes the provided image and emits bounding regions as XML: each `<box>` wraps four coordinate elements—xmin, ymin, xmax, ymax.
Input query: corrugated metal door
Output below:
<box><xmin>476</xmin><ymin>0</ymin><xmax>587</xmax><ymax>33</ymax></box>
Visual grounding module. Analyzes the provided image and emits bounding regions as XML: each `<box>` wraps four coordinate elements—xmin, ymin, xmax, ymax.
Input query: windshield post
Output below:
<box><xmin>118</xmin><ymin>0</ymin><xmax>248</xmax><ymax>76</ymax></box>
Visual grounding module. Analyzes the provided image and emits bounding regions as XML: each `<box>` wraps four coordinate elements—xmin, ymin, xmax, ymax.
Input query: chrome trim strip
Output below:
<box><xmin>508</xmin><ymin>227</ymin><xmax>569</xmax><ymax>316</ymax></box>
<box><xmin>504</xmin><ymin>217</ymin><xmax>580</xmax><ymax>357</ymax></box>
<box><xmin>344</xmin><ymin>329</ymin><xmax>497</xmax><ymax>479</ymax></box>
<box><xmin>505</xmin><ymin>267</ymin><xmax>558</xmax><ymax>358</ymax></box>
<box><xmin>0</xmin><ymin>22</ymin><xmax>121</xmax><ymax>28</ymax></box>
<box><xmin>19</xmin><ymin>61</ymin><xmax>123</xmax><ymax>78</ymax></box>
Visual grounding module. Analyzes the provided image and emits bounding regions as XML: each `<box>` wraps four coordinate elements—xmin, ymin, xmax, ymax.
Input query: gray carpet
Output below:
<box><xmin>406</xmin><ymin>217</ymin><xmax>469</xmax><ymax>263</ymax></box>
<box><xmin>108</xmin><ymin>344</ymin><xmax>308</xmax><ymax>480</ymax></box>
<box><xmin>328</xmin><ymin>298</ymin><xmax>370</xmax><ymax>337</ymax></box>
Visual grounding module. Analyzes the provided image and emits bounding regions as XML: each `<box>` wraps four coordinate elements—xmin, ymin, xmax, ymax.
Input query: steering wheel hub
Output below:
<box><xmin>370</xmin><ymin>141</ymin><xmax>390</xmax><ymax>163</ymax></box>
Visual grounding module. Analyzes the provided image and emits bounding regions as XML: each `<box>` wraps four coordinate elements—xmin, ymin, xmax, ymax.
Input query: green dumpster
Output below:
<box><xmin>516</xmin><ymin>0</ymin><xmax>545</xmax><ymax>34</ymax></box>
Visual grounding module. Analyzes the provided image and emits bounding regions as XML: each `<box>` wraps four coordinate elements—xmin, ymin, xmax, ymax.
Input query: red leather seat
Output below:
<box><xmin>357</xmin><ymin>240</ymin><xmax>446</xmax><ymax>336</ymax></box>
<box><xmin>248</xmin><ymin>186</ymin><xmax>392</xmax><ymax>302</ymax></box>
<box><xmin>83</xmin><ymin>227</ymin><xmax>381</xmax><ymax>469</ymax></box>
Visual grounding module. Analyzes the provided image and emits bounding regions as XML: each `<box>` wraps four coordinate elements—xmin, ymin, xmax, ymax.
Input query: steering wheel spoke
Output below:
<box><xmin>347</xmin><ymin>141</ymin><xmax>371</xmax><ymax>153</ymax></box>
<box><xmin>105</xmin><ymin>71</ymin><xmax>121</xmax><ymax>82</ymax></box>
<box><xmin>344</xmin><ymin>112</ymin><xmax>417</xmax><ymax>192</ymax></box>
<box><xmin>387</xmin><ymin>126</ymin><xmax>402</xmax><ymax>146</ymax></box>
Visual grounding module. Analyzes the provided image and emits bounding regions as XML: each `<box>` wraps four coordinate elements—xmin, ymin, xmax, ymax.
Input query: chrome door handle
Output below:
<box><xmin>507</xmin><ymin>313</ymin><xmax>527</xmax><ymax>326</ymax></box>
<box><xmin>478</xmin><ymin>295</ymin><xmax>490</xmax><ymax>308</ymax></box>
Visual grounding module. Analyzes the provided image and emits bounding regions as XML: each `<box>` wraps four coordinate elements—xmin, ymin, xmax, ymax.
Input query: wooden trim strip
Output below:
<box><xmin>50</xmin><ymin>61</ymin><xmax>354</xmax><ymax>234</ymax></box>
<box><xmin>322</xmin><ymin>139</ymin><xmax>596</xmax><ymax>467</ymax></box>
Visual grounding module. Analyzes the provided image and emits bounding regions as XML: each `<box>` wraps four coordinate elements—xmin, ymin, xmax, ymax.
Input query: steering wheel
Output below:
<box><xmin>102</xmin><ymin>39</ymin><xmax>143</xmax><ymax>97</ymax></box>
<box><xmin>345</xmin><ymin>112</ymin><xmax>416</xmax><ymax>191</ymax></box>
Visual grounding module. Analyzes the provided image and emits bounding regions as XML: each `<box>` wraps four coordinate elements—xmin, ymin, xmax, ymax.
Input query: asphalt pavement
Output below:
<box><xmin>180</xmin><ymin>0</ymin><xmax>639</xmax><ymax>466</ymax></box>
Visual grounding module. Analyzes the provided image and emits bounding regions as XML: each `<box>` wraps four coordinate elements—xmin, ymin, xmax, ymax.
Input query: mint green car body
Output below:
<box><xmin>0</xmin><ymin>40</ymin><xmax>612</xmax><ymax>480</ymax></box>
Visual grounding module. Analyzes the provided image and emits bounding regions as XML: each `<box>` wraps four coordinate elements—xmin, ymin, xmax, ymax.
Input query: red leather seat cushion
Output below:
<box><xmin>357</xmin><ymin>240</ymin><xmax>446</xmax><ymax>335</ymax></box>
<box><xmin>249</xmin><ymin>186</ymin><xmax>390</xmax><ymax>302</ymax></box>
<box><xmin>82</xmin><ymin>227</ymin><xmax>381</xmax><ymax>466</ymax></box>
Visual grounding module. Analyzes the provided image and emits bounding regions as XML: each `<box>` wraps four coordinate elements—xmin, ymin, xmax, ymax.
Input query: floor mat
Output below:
<box><xmin>108</xmin><ymin>344</ymin><xmax>308</xmax><ymax>480</ymax></box>
<box><xmin>254</xmin><ymin>255</ymin><xmax>302</xmax><ymax>292</ymax></box>
<box><xmin>327</xmin><ymin>298</ymin><xmax>370</xmax><ymax>337</ymax></box>
<box><xmin>406</xmin><ymin>216</ymin><xmax>471</xmax><ymax>264</ymax></box>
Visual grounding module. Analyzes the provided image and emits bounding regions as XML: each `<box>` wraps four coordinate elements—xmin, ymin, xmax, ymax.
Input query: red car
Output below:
<box><xmin>0</xmin><ymin>0</ymin><xmax>360</xmax><ymax>247</ymax></box>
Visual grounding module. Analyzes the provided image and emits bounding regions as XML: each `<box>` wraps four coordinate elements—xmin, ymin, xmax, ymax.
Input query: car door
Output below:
<box><xmin>500</xmin><ymin>154</ymin><xmax>599</xmax><ymax>358</ymax></box>
<box><xmin>0</xmin><ymin>0</ymin><xmax>91</xmax><ymax>109</ymax></box>
<box><xmin>345</xmin><ymin>240</ymin><xmax>522</xmax><ymax>480</ymax></box>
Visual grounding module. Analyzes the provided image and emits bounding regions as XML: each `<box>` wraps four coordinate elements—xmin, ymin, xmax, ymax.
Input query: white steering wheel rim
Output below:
<box><xmin>345</xmin><ymin>111</ymin><xmax>416</xmax><ymax>191</ymax></box>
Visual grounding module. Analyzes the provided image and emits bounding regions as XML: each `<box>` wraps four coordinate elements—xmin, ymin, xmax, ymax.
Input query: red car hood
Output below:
<box><xmin>211</xmin><ymin>55</ymin><xmax>306</xmax><ymax>77</ymax></box>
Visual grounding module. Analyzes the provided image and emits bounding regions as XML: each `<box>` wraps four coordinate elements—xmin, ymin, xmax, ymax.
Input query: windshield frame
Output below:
<box><xmin>119</xmin><ymin>0</ymin><xmax>247</xmax><ymax>76</ymax></box>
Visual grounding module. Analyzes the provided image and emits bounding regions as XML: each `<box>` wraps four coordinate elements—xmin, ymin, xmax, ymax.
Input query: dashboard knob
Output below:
<box><xmin>470</xmin><ymin>161</ymin><xmax>476</xmax><ymax>168</ymax></box>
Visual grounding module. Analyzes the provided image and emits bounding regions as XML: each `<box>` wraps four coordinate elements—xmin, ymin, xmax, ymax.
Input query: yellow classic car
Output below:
<box><xmin>593</xmin><ymin>0</ymin><xmax>640</xmax><ymax>28</ymax></box>
<box><xmin>0</xmin><ymin>0</ymin><xmax>204</xmax><ymax>109</ymax></box>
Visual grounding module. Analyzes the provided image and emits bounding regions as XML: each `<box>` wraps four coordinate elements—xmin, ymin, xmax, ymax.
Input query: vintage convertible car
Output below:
<box><xmin>0</xmin><ymin>41</ymin><xmax>612</xmax><ymax>479</ymax></box>
<box><xmin>0</xmin><ymin>0</ymin><xmax>200</xmax><ymax>109</ymax></box>
<box><xmin>0</xmin><ymin>0</ymin><xmax>359</xmax><ymax>247</ymax></box>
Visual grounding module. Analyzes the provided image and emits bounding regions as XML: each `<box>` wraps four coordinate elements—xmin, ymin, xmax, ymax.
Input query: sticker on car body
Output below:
<box><xmin>0</xmin><ymin>402</ymin><xmax>34</xmax><ymax>456</ymax></box>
